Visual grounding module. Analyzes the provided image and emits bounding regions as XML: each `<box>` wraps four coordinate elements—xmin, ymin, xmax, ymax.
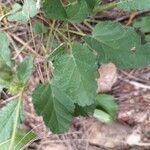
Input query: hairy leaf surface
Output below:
<box><xmin>118</xmin><ymin>0</ymin><xmax>150</xmax><ymax>11</ymax></box>
<box><xmin>85</xmin><ymin>21</ymin><xmax>150</xmax><ymax>69</ymax></box>
<box><xmin>32</xmin><ymin>83</ymin><xmax>75</xmax><ymax>133</ymax></box>
<box><xmin>0</xmin><ymin>32</ymin><xmax>11</xmax><ymax>66</ymax></box>
<box><xmin>43</xmin><ymin>0</ymin><xmax>97</xmax><ymax>22</ymax></box>
<box><xmin>52</xmin><ymin>43</ymin><xmax>97</xmax><ymax>106</ymax></box>
<box><xmin>0</xmin><ymin>100</ymin><xmax>22</xmax><ymax>143</ymax></box>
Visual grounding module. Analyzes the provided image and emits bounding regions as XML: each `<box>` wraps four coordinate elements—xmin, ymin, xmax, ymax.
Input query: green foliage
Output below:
<box><xmin>17</xmin><ymin>56</ymin><xmax>33</xmax><ymax>83</ymax></box>
<box><xmin>0</xmin><ymin>57</ymin><xmax>14</xmax><ymax>87</ymax></box>
<box><xmin>33</xmin><ymin>43</ymin><xmax>98</xmax><ymax>132</ymax></box>
<box><xmin>85</xmin><ymin>21</ymin><xmax>150</xmax><ymax>69</ymax></box>
<box><xmin>33</xmin><ymin>22</ymin><xmax>48</xmax><ymax>34</ymax></box>
<box><xmin>95</xmin><ymin>94</ymin><xmax>118</xmax><ymax>121</ymax></box>
<box><xmin>43</xmin><ymin>0</ymin><xmax>98</xmax><ymax>22</ymax></box>
<box><xmin>51</xmin><ymin>43</ymin><xmax>97</xmax><ymax>106</ymax></box>
<box><xmin>0</xmin><ymin>33</ymin><xmax>14</xmax><ymax>90</ymax></box>
<box><xmin>32</xmin><ymin>83</ymin><xmax>75</xmax><ymax>133</ymax></box>
<box><xmin>1</xmin><ymin>0</ymin><xmax>150</xmax><ymax>142</ymax></box>
<box><xmin>118</xmin><ymin>0</ymin><xmax>150</xmax><ymax>11</ymax></box>
<box><xmin>133</xmin><ymin>16</ymin><xmax>150</xmax><ymax>33</ymax></box>
<box><xmin>0</xmin><ymin>32</ymin><xmax>11</xmax><ymax>66</ymax></box>
<box><xmin>0</xmin><ymin>100</ymin><xmax>22</xmax><ymax>143</ymax></box>
<box><xmin>8</xmin><ymin>0</ymin><xmax>38</xmax><ymax>23</ymax></box>
<box><xmin>0</xmin><ymin>130</ymin><xmax>36</xmax><ymax>150</ymax></box>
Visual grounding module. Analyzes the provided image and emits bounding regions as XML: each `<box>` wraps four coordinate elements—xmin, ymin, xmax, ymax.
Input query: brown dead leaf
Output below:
<box><xmin>97</xmin><ymin>63</ymin><xmax>118</xmax><ymax>93</ymax></box>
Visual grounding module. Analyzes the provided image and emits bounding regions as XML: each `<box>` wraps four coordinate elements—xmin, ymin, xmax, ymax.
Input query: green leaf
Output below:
<box><xmin>9</xmin><ymin>3</ymin><xmax>22</xmax><ymax>14</ymax></box>
<box><xmin>0</xmin><ymin>33</ymin><xmax>13</xmax><ymax>88</ymax></box>
<box><xmin>43</xmin><ymin>0</ymin><xmax>97</xmax><ymax>22</ymax></box>
<box><xmin>48</xmin><ymin>47</ymin><xmax>67</xmax><ymax>62</ymax></box>
<box><xmin>33</xmin><ymin>22</ymin><xmax>48</xmax><ymax>34</ymax></box>
<box><xmin>94</xmin><ymin>109</ymin><xmax>113</xmax><ymax>123</ymax></box>
<box><xmin>96</xmin><ymin>94</ymin><xmax>118</xmax><ymax>121</ymax></box>
<box><xmin>33</xmin><ymin>43</ymin><xmax>97</xmax><ymax>133</ymax></box>
<box><xmin>146</xmin><ymin>35</ymin><xmax>150</xmax><ymax>42</ymax></box>
<box><xmin>74</xmin><ymin>104</ymin><xmax>95</xmax><ymax>116</ymax></box>
<box><xmin>17</xmin><ymin>56</ymin><xmax>33</xmax><ymax>83</ymax></box>
<box><xmin>85</xmin><ymin>21</ymin><xmax>150</xmax><ymax>69</ymax></box>
<box><xmin>85</xmin><ymin>0</ymin><xmax>99</xmax><ymax>11</ymax></box>
<box><xmin>118</xmin><ymin>0</ymin><xmax>150</xmax><ymax>11</ymax></box>
<box><xmin>43</xmin><ymin>0</ymin><xmax>67</xmax><ymax>20</ymax></box>
<box><xmin>0</xmin><ymin>130</ymin><xmax>36</xmax><ymax>150</ymax></box>
<box><xmin>0</xmin><ymin>100</ymin><xmax>22</xmax><ymax>143</ymax></box>
<box><xmin>65</xmin><ymin>0</ymin><xmax>89</xmax><ymax>22</ymax></box>
<box><xmin>52</xmin><ymin>43</ymin><xmax>97</xmax><ymax>106</ymax></box>
<box><xmin>8</xmin><ymin>0</ymin><xmax>38</xmax><ymax>23</ymax></box>
<box><xmin>133</xmin><ymin>16</ymin><xmax>150</xmax><ymax>33</ymax></box>
<box><xmin>32</xmin><ymin>83</ymin><xmax>75</xmax><ymax>133</ymax></box>
<box><xmin>0</xmin><ymin>32</ymin><xmax>11</xmax><ymax>66</ymax></box>
<box><xmin>0</xmin><ymin>57</ymin><xmax>14</xmax><ymax>86</ymax></box>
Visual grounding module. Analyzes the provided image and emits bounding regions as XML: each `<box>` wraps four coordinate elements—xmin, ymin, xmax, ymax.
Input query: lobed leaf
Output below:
<box><xmin>52</xmin><ymin>43</ymin><xmax>97</xmax><ymax>106</ymax></box>
<box><xmin>33</xmin><ymin>43</ymin><xmax>98</xmax><ymax>133</ymax></box>
<box><xmin>8</xmin><ymin>0</ymin><xmax>38</xmax><ymax>23</ymax></box>
<box><xmin>32</xmin><ymin>83</ymin><xmax>75</xmax><ymax>133</ymax></box>
<box><xmin>85</xmin><ymin>21</ymin><xmax>150</xmax><ymax>69</ymax></box>
<box><xmin>43</xmin><ymin>0</ymin><xmax>98</xmax><ymax>22</ymax></box>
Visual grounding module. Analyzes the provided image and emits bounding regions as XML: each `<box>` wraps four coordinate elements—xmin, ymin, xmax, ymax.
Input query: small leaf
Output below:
<box><xmin>0</xmin><ymin>32</ymin><xmax>11</xmax><ymax>66</ymax></box>
<box><xmin>8</xmin><ymin>0</ymin><xmax>38</xmax><ymax>23</ymax></box>
<box><xmin>96</xmin><ymin>94</ymin><xmax>118</xmax><ymax>121</ymax></box>
<box><xmin>94</xmin><ymin>109</ymin><xmax>112</xmax><ymax>123</ymax></box>
<box><xmin>0</xmin><ymin>100</ymin><xmax>22</xmax><ymax>143</ymax></box>
<box><xmin>17</xmin><ymin>56</ymin><xmax>33</xmax><ymax>83</ymax></box>
<box><xmin>32</xmin><ymin>83</ymin><xmax>75</xmax><ymax>133</ymax></box>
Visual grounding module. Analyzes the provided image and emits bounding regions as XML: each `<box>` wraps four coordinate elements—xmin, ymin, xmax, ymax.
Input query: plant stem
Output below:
<box><xmin>59</xmin><ymin>28</ymin><xmax>86</xmax><ymax>36</ymax></box>
<box><xmin>9</xmin><ymin>93</ymin><xmax>22</xmax><ymax>150</ymax></box>
<box><xmin>93</xmin><ymin>2</ymin><xmax>117</xmax><ymax>13</ymax></box>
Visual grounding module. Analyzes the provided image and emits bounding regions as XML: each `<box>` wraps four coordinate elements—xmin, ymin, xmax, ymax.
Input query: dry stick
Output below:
<box><xmin>37</xmin><ymin>64</ymin><xmax>45</xmax><ymax>83</ymax></box>
<box><xmin>29</xmin><ymin>20</ymin><xmax>37</xmax><ymax>54</ymax></box>
<box><xmin>118</xmin><ymin>69</ymin><xmax>150</xmax><ymax>85</ymax></box>
<box><xmin>7</xmin><ymin>34</ymin><xmax>23</xmax><ymax>62</ymax></box>
<box><xmin>116</xmin><ymin>10</ymin><xmax>150</xmax><ymax>22</ymax></box>
<box><xmin>8</xmin><ymin>32</ymin><xmax>40</xmax><ymax>57</ymax></box>
<box><xmin>0</xmin><ymin>94</ymin><xmax>20</xmax><ymax>106</ymax></box>
<box><xmin>0</xmin><ymin>3</ymin><xmax>8</xmax><ymax>26</ymax></box>
<box><xmin>0</xmin><ymin>25</ymin><xmax>16</xmax><ymax>32</ymax></box>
